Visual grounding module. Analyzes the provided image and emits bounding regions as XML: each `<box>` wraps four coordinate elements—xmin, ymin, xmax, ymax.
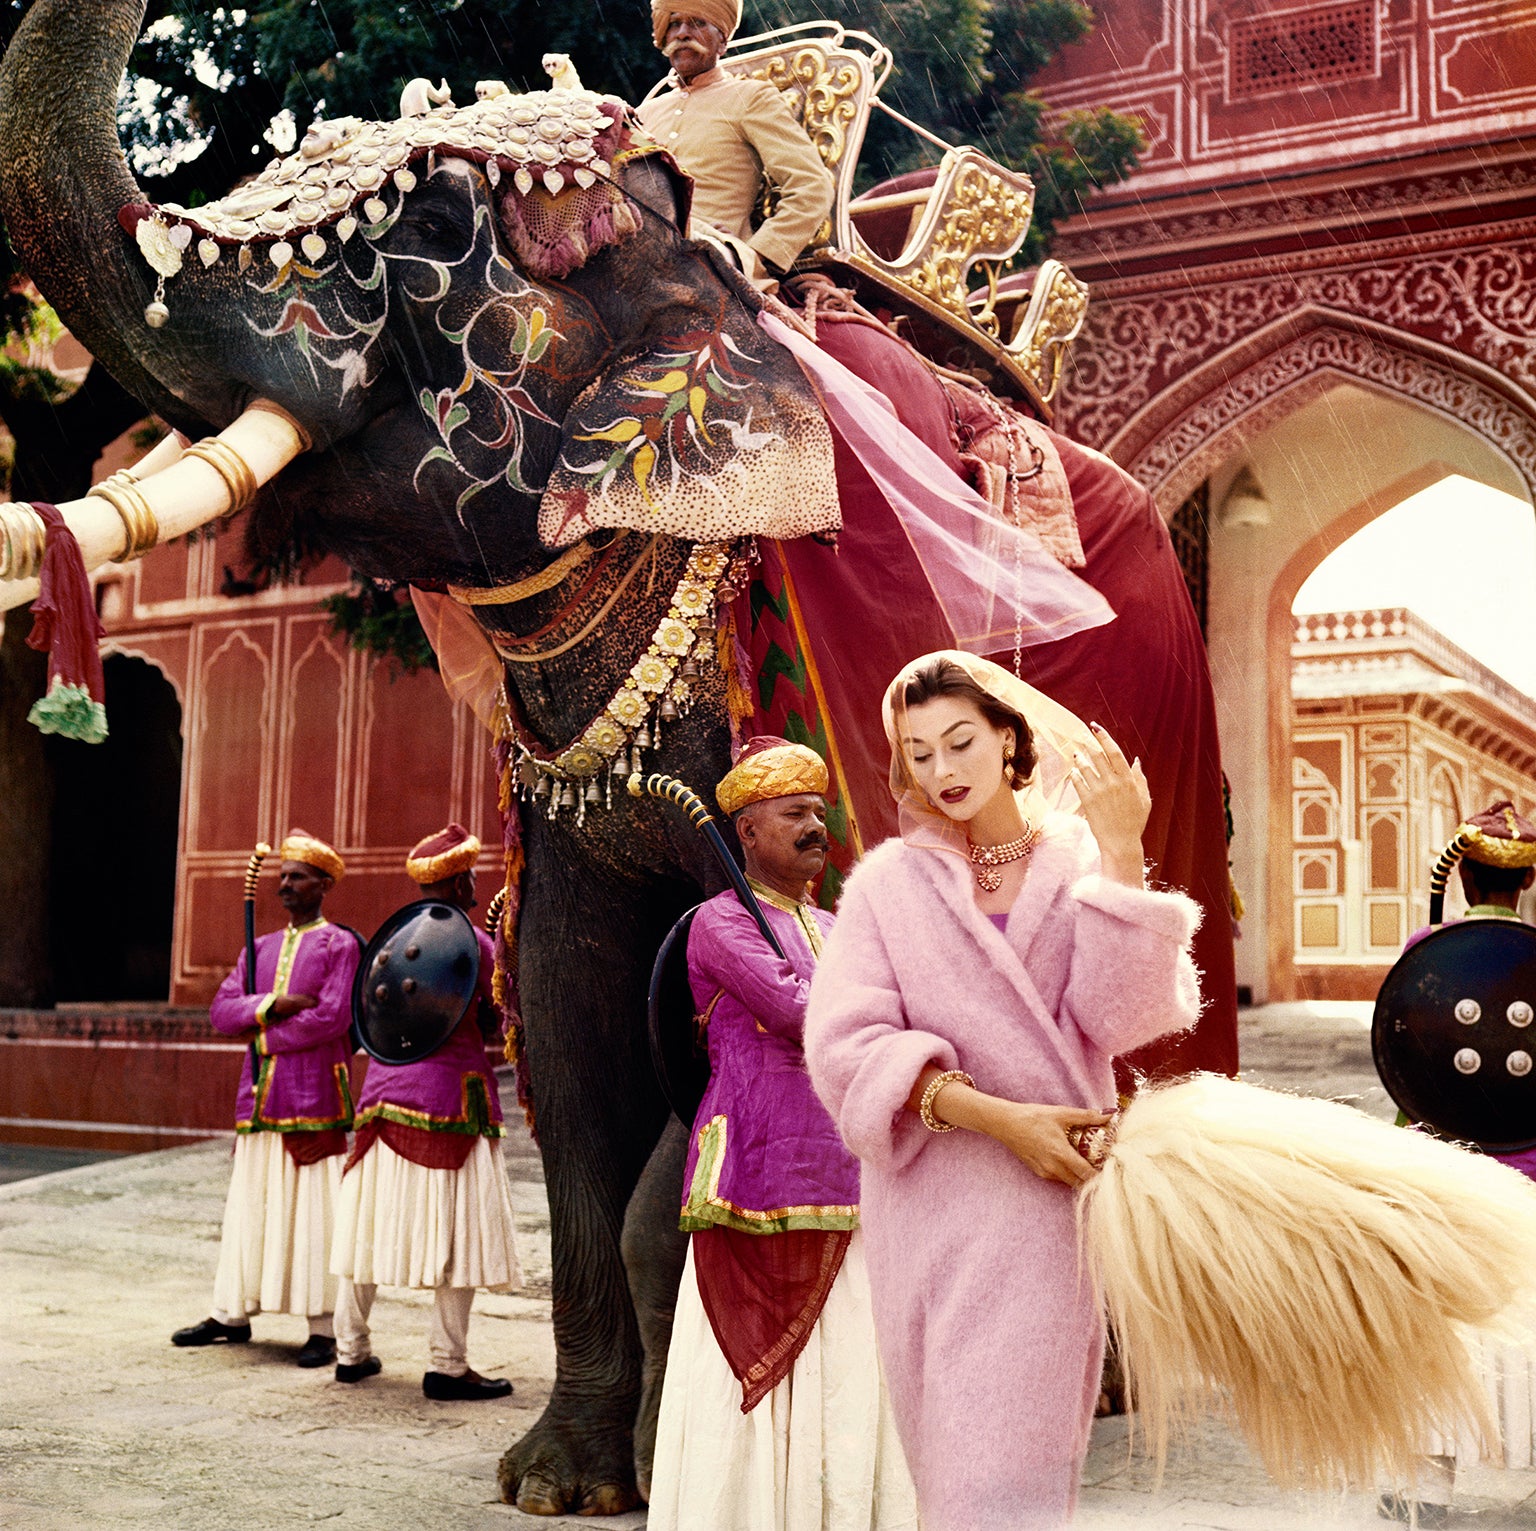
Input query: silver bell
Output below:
<box><xmin>557</xmin><ymin>781</ymin><xmax>577</xmax><ymax>810</ymax></box>
<box><xmin>658</xmin><ymin>694</ymin><xmax>680</xmax><ymax>722</ymax></box>
<box><xmin>633</xmin><ymin>723</ymin><xmax>651</xmax><ymax>750</ymax></box>
<box><xmin>584</xmin><ymin>779</ymin><xmax>601</xmax><ymax>804</ymax></box>
<box><xmin>679</xmin><ymin>657</ymin><xmax>700</xmax><ymax>680</ymax></box>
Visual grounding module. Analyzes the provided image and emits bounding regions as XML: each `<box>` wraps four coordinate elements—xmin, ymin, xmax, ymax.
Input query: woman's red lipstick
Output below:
<box><xmin>940</xmin><ymin>786</ymin><xmax>969</xmax><ymax>803</ymax></box>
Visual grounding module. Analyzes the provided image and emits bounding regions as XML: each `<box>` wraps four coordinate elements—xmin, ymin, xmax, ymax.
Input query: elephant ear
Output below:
<box><xmin>537</xmin><ymin>314</ymin><xmax>841</xmax><ymax>548</ymax></box>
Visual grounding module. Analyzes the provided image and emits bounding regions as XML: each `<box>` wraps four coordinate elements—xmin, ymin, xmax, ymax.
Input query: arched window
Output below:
<box><xmin>1428</xmin><ymin>764</ymin><xmax>1461</xmax><ymax>859</ymax></box>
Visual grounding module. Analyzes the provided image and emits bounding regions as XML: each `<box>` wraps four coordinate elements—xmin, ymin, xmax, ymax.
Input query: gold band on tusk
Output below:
<box><xmin>184</xmin><ymin>437</ymin><xmax>260</xmax><ymax>512</ymax></box>
<box><xmin>0</xmin><ymin>502</ymin><xmax>48</xmax><ymax>580</ymax></box>
<box><xmin>87</xmin><ymin>472</ymin><xmax>161</xmax><ymax>561</ymax></box>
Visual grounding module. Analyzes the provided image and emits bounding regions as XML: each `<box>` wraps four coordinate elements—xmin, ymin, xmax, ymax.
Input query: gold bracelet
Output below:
<box><xmin>919</xmin><ymin>1069</ymin><xmax>974</xmax><ymax>1133</ymax></box>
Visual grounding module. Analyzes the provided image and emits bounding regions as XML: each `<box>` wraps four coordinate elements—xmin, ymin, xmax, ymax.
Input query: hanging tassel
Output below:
<box><xmin>717</xmin><ymin>605</ymin><xmax>755</xmax><ymax>742</ymax></box>
<box><xmin>492</xmin><ymin>735</ymin><xmax>534</xmax><ymax>1137</ymax></box>
<box><xmin>25</xmin><ymin>502</ymin><xmax>107</xmax><ymax>744</ymax></box>
<box><xmin>1081</xmin><ymin>1074</ymin><xmax>1536</xmax><ymax>1491</ymax></box>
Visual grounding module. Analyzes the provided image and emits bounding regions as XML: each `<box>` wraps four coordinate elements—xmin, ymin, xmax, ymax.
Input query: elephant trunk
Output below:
<box><xmin>0</xmin><ymin>0</ymin><xmax>210</xmax><ymax>435</ymax></box>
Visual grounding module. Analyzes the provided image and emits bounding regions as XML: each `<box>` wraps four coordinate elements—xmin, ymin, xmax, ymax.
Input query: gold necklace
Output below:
<box><xmin>968</xmin><ymin>823</ymin><xmax>1039</xmax><ymax>892</ymax></box>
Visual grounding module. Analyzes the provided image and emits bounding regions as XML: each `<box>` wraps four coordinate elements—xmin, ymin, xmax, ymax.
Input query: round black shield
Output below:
<box><xmin>352</xmin><ymin>900</ymin><xmax>479</xmax><ymax>1065</ymax></box>
<box><xmin>648</xmin><ymin>906</ymin><xmax>711</xmax><ymax>1128</ymax></box>
<box><xmin>1373</xmin><ymin>919</ymin><xmax>1536</xmax><ymax>1152</ymax></box>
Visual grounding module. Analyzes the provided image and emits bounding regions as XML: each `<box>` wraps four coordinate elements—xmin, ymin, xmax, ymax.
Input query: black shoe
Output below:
<box><xmin>334</xmin><ymin>1355</ymin><xmax>382</xmax><ymax>1384</ymax></box>
<box><xmin>422</xmin><ymin>1368</ymin><xmax>513</xmax><ymax>1401</ymax></box>
<box><xmin>171</xmin><ymin>1317</ymin><xmax>251</xmax><ymax>1347</ymax></box>
<box><xmin>297</xmin><ymin>1334</ymin><xmax>337</xmax><ymax>1368</ymax></box>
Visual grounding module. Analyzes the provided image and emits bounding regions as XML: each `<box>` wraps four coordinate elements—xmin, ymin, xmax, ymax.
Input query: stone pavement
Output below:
<box><xmin>1</xmin><ymin>1005</ymin><xmax>1532</xmax><ymax>1529</ymax></box>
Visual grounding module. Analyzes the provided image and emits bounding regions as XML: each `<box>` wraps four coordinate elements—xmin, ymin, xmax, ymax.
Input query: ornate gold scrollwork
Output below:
<box><xmin>751</xmin><ymin>48</ymin><xmax>863</xmax><ymax>173</ymax></box>
<box><xmin>901</xmin><ymin>158</ymin><xmax>1036</xmax><ymax>335</ymax></box>
<box><xmin>1005</xmin><ymin>260</ymin><xmax>1091</xmax><ymax>405</ymax></box>
<box><xmin>724</xmin><ymin>23</ymin><xmax>1089</xmax><ymax>409</ymax></box>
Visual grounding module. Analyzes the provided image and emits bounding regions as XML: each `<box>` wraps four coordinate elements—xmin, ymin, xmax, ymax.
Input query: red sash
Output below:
<box><xmin>343</xmin><ymin>1119</ymin><xmax>479</xmax><ymax>1174</ymax></box>
<box><xmin>281</xmin><ymin>1128</ymin><xmax>347</xmax><ymax>1166</ymax></box>
<box><xmin>692</xmin><ymin>1226</ymin><xmax>852</xmax><ymax>1412</ymax></box>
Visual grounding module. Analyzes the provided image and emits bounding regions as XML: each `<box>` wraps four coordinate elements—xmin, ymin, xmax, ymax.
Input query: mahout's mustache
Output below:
<box><xmin>796</xmin><ymin>833</ymin><xmax>829</xmax><ymax>852</ymax></box>
<box><xmin>663</xmin><ymin>37</ymin><xmax>704</xmax><ymax>56</ymax></box>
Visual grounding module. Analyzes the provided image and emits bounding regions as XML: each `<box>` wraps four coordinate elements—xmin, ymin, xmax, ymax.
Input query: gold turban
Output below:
<box><xmin>1456</xmin><ymin>800</ymin><xmax>1536</xmax><ymax>868</ymax></box>
<box><xmin>716</xmin><ymin>736</ymin><xmax>828</xmax><ymax>816</ymax></box>
<box><xmin>406</xmin><ymin>823</ymin><xmax>482</xmax><ymax>884</ymax></box>
<box><xmin>277</xmin><ymin>828</ymin><xmax>344</xmax><ymax>882</ymax></box>
<box><xmin>651</xmin><ymin>0</ymin><xmax>741</xmax><ymax>50</ymax></box>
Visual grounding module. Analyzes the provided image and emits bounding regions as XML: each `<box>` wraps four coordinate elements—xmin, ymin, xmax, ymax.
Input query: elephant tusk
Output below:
<box><xmin>0</xmin><ymin>399</ymin><xmax>309</xmax><ymax>612</ymax></box>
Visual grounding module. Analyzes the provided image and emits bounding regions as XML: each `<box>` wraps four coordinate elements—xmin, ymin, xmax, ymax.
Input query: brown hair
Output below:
<box><xmin>900</xmin><ymin>657</ymin><xmax>1037</xmax><ymax>790</ymax></box>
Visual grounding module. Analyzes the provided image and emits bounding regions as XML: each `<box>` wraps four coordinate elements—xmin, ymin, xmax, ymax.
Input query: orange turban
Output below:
<box><xmin>651</xmin><ymin>0</ymin><xmax>741</xmax><ymax>50</ymax></box>
<box><xmin>406</xmin><ymin>823</ymin><xmax>482</xmax><ymax>883</ymax></box>
<box><xmin>716</xmin><ymin>736</ymin><xmax>828</xmax><ymax>816</ymax></box>
<box><xmin>277</xmin><ymin>828</ymin><xmax>344</xmax><ymax>882</ymax></box>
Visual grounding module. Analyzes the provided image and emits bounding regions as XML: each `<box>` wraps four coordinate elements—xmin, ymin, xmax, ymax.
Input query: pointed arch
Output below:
<box><xmin>1103</xmin><ymin>308</ymin><xmax>1536</xmax><ymax>515</ymax></box>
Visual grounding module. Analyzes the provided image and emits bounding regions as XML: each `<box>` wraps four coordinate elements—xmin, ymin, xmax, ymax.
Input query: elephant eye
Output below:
<box><xmin>401</xmin><ymin>206</ymin><xmax>466</xmax><ymax>245</ymax></box>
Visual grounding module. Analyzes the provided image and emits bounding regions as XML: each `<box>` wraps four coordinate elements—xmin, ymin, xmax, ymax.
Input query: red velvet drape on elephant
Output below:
<box><xmin>738</xmin><ymin>316</ymin><xmax>1237</xmax><ymax>1081</ymax></box>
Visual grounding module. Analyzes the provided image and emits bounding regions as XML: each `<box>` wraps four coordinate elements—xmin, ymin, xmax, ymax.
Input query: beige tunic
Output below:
<box><xmin>636</xmin><ymin>69</ymin><xmax>834</xmax><ymax>276</ymax></box>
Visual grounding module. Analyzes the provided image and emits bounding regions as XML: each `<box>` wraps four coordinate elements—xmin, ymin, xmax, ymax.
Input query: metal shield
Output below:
<box><xmin>352</xmin><ymin>900</ymin><xmax>479</xmax><ymax>1065</ymax></box>
<box><xmin>1373</xmin><ymin>919</ymin><xmax>1536</xmax><ymax>1152</ymax></box>
<box><xmin>648</xmin><ymin>906</ymin><xmax>711</xmax><ymax>1128</ymax></box>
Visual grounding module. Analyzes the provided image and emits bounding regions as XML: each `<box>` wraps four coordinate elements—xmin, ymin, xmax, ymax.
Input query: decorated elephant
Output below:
<box><xmin>0</xmin><ymin>0</ymin><xmax>1236</xmax><ymax>1514</ymax></box>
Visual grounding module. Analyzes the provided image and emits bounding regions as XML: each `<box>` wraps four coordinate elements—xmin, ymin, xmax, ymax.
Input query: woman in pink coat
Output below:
<box><xmin>805</xmin><ymin>651</ymin><xmax>1202</xmax><ymax>1530</ymax></box>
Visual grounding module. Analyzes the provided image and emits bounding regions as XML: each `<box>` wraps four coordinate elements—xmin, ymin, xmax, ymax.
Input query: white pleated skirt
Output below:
<box><xmin>330</xmin><ymin>1135</ymin><xmax>521</xmax><ymax>1292</ymax></box>
<box><xmin>211</xmin><ymin>1132</ymin><xmax>341</xmax><ymax>1320</ymax></box>
<box><xmin>648</xmin><ymin>1229</ymin><xmax>919</xmax><ymax>1531</ymax></box>
<box><xmin>1427</xmin><ymin>1337</ymin><xmax>1536</xmax><ymax>1470</ymax></box>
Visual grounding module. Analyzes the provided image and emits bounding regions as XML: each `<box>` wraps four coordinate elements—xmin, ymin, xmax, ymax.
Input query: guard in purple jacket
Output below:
<box><xmin>331</xmin><ymin>824</ymin><xmax>521</xmax><ymax>1399</ymax></box>
<box><xmin>171</xmin><ymin>829</ymin><xmax>359</xmax><ymax>1368</ymax></box>
<box><xmin>648</xmin><ymin>739</ymin><xmax>916</xmax><ymax>1530</ymax></box>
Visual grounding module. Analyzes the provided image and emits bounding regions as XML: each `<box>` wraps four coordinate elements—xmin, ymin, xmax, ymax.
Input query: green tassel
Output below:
<box><xmin>28</xmin><ymin>679</ymin><xmax>108</xmax><ymax>744</ymax></box>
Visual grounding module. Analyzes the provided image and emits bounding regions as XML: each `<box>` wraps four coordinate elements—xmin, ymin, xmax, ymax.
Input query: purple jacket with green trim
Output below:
<box><xmin>209</xmin><ymin>919</ymin><xmax>360</xmax><ymax>1131</ymax></box>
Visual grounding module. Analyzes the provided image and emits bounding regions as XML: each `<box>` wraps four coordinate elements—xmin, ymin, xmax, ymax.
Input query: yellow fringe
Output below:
<box><xmin>718</xmin><ymin>605</ymin><xmax>755</xmax><ymax>734</ymax></box>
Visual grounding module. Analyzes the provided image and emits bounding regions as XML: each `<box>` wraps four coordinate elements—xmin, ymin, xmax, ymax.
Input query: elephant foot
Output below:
<box><xmin>498</xmin><ymin>1400</ymin><xmax>641</xmax><ymax>1516</ymax></box>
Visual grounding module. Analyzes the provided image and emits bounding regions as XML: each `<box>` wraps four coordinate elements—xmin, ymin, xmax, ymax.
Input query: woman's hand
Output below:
<box><xmin>982</xmin><ymin>1101</ymin><xmax>1115</xmax><ymax>1187</ymax></box>
<box><xmin>906</xmin><ymin>1068</ymin><xmax>1113</xmax><ymax>1187</ymax></box>
<box><xmin>1070</xmin><ymin>723</ymin><xmax>1150</xmax><ymax>887</ymax></box>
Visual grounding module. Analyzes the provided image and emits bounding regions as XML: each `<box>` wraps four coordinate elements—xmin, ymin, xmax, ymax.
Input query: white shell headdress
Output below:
<box><xmin>124</xmin><ymin>80</ymin><xmax>644</xmax><ymax>312</ymax></box>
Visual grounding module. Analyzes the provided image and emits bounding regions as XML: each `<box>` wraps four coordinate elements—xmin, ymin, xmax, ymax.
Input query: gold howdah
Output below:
<box><xmin>723</xmin><ymin>22</ymin><xmax>1090</xmax><ymax>411</ymax></box>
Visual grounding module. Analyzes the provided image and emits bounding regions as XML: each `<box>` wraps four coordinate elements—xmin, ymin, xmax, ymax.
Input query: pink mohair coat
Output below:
<box><xmin>805</xmin><ymin>814</ymin><xmax>1202</xmax><ymax>1531</ymax></box>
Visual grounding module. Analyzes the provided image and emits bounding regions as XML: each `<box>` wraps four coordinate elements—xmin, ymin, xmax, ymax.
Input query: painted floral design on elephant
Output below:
<box><xmin>563</xmin><ymin>327</ymin><xmax>778</xmax><ymax>513</ymax></box>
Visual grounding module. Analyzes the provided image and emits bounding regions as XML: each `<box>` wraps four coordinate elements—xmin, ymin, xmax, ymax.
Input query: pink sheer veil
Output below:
<box><xmin>881</xmin><ymin>649</ymin><xmax>1097</xmax><ymax>860</ymax></box>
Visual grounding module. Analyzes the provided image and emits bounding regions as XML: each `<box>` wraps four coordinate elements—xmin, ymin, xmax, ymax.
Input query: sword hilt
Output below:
<box><xmin>627</xmin><ymin>771</ymin><xmax>785</xmax><ymax>959</ymax></box>
<box><xmin>1429</xmin><ymin>830</ymin><xmax>1472</xmax><ymax>926</ymax></box>
<box><xmin>243</xmin><ymin>842</ymin><xmax>271</xmax><ymax>900</ymax></box>
<box><xmin>485</xmin><ymin>885</ymin><xmax>508</xmax><ymax>938</ymax></box>
<box><xmin>628</xmin><ymin>771</ymin><xmax>714</xmax><ymax>829</ymax></box>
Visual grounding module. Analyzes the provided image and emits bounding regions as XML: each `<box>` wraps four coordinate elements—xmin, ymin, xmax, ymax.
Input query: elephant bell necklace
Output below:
<box><xmin>967</xmin><ymin>822</ymin><xmax>1039</xmax><ymax>891</ymax></box>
